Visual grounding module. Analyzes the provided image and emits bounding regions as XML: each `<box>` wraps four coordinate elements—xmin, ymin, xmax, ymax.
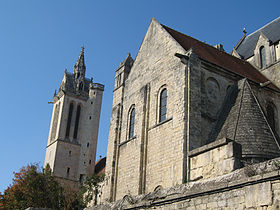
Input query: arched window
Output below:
<box><xmin>73</xmin><ymin>105</ymin><xmax>81</xmax><ymax>139</ymax></box>
<box><xmin>267</xmin><ymin>103</ymin><xmax>275</xmax><ymax>130</ymax></box>
<box><xmin>66</xmin><ymin>167</ymin><xmax>70</xmax><ymax>178</ymax></box>
<box><xmin>79</xmin><ymin>82</ymin><xmax>83</xmax><ymax>91</ymax></box>
<box><xmin>50</xmin><ymin>103</ymin><xmax>60</xmax><ymax>141</ymax></box>
<box><xmin>159</xmin><ymin>89</ymin><xmax>167</xmax><ymax>122</ymax></box>
<box><xmin>129</xmin><ymin>108</ymin><xmax>135</xmax><ymax>139</ymax></box>
<box><xmin>76</xmin><ymin>72</ymin><xmax>80</xmax><ymax>79</ymax></box>
<box><xmin>260</xmin><ymin>46</ymin><xmax>266</xmax><ymax>68</ymax></box>
<box><xmin>65</xmin><ymin>103</ymin><xmax>74</xmax><ymax>138</ymax></box>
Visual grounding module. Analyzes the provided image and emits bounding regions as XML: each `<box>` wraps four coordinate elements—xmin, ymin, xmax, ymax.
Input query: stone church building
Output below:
<box><xmin>43</xmin><ymin>17</ymin><xmax>280</xmax><ymax>209</ymax></box>
<box><xmin>102</xmin><ymin>17</ymin><xmax>280</xmax><ymax>204</ymax></box>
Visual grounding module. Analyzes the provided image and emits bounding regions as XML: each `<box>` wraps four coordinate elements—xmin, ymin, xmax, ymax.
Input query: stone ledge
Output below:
<box><xmin>148</xmin><ymin>117</ymin><xmax>172</xmax><ymax>131</ymax></box>
<box><xmin>46</xmin><ymin>138</ymin><xmax>81</xmax><ymax>148</ymax></box>
<box><xmin>119</xmin><ymin>136</ymin><xmax>137</xmax><ymax>147</ymax></box>
<box><xmin>189</xmin><ymin>138</ymin><xmax>232</xmax><ymax>157</ymax></box>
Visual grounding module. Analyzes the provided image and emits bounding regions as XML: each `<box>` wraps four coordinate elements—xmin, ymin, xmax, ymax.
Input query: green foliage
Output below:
<box><xmin>0</xmin><ymin>163</ymin><xmax>85</xmax><ymax>210</ymax></box>
<box><xmin>273</xmin><ymin>160</ymin><xmax>280</xmax><ymax>169</ymax></box>
<box><xmin>81</xmin><ymin>174</ymin><xmax>105</xmax><ymax>206</ymax></box>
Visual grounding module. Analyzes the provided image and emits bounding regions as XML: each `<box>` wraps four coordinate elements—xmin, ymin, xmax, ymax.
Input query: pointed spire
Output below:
<box><xmin>74</xmin><ymin>45</ymin><xmax>86</xmax><ymax>77</ymax></box>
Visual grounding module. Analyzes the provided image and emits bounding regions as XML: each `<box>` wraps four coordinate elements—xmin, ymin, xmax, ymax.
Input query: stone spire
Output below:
<box><xmin>74</xmin><ymin>46</ymin><xmax>86</xmax><ymax>80</ymax></box>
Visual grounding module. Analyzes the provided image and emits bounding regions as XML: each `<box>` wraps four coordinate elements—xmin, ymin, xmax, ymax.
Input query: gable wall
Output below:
<box><xmin>244</xmin><ymin>35</ymin><xmax>280</xmax><ymax>88</ymax></box>
<box><xmin>119</xmin><ymin>19</ymin><xmax>186</xmax><ymax>198</ymax></box>
<box><xmin>104</xmin><ymin>19</ymin><xmax>188</xmax><ymax>201</ymax></box>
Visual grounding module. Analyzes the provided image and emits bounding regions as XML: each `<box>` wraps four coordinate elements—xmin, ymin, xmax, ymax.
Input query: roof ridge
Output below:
<box><xmin>161</xmin><ymin>24</ymin><xmax>258</xmax><ymax>69</ymax></box>
<box><xmin>233</xmin><ymin>34</ymin><xmax>246</xmax><ymax>51</ymax></box>
<box><xmin>245</xmin><ymin>16</ymin><xmax>280</xmax><ymax>39</ymax></box>
<box><xmin>233</xmin><ymin>79</ymin><xmax>247</xmax><ymax>141</ymax></box>
<box><xmin>161</xmin><ymin>23</ymin><xmax>279</xmax><ymax>91</ymax></box>
<box><xmin>161</xmin><ymin>24</ymin><xmax>229</xmax><ymax>54</ymax></box>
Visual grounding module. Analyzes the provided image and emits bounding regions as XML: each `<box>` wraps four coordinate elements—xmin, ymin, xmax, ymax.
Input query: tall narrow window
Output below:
<box><xmin>260</xmin><ymin>46</ymin><xmax>266</xmax><ymax>68</ymax></box>
<box><xmin>79</xmin><ymin>174</ymin><xmax>83</xmax><ymax>183</ymax></box>
<box><xmin>129</xmin><ymin>108</ymin><xmax>135</xmax><ymax>139</ymax></box>
<box><xmin>66</xmin><ymin>167</ymin><xmax>70</xmax><ymax>178</ymax></box>
<box><xmin>73</xmin><ymin>105</ymin><xmax>81</xmax><ymax>139</ymax></box>
<box><xmin>79</xmin><ymin>82</ymin><xmax>83</xmax><ymax>91</ymax></box>
<box><xmin>50</xmin><ymin>103</ymin><xmax>60</xmax><ymax>141</ymax></box>
<box><xmin>65</xmin><ymin>103</ymin><xmax>74</xmax><ymax>138</ymax></box>
<box><xmin>267</xmin><ymin>103</ymin><xmax>275</xmax><ymax>131</ymax></box>
<box><xmin>159</xmin><ymin>89</ymin><xmax>167</xmax><ymax>122</ymax></box>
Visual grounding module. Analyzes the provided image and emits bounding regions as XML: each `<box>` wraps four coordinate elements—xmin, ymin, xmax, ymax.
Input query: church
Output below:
<box><xmin>44</xmin><ymin>17</ymin><xmax>280</xmax><ymax>208</ymax></box>
<box><xmin>102</xmin><ymin>17</ymin><xmax>280</xmax><ymax>203</ymax></box>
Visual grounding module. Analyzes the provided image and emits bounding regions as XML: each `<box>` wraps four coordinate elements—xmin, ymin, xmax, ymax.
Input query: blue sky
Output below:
<box><xmin>0</xmin><ymin>0</ymin><xmax>279</xmax><ymax>193</ymax></box>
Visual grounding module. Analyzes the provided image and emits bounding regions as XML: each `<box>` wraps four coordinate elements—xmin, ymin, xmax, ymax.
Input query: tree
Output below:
<box><xmin>81</xmin><ymin>174</ymin><xmax>105</xmax><ymax>206</ymax></box>
<box><xmin>0</xmin><ymin>164</ymin><xmax>85</xmax><ymax>210</ymax></box>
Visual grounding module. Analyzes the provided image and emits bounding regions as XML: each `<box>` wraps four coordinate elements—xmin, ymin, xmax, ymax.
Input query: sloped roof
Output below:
<box><xmin>116</xmin><ymin>53</ymin><xmax>134</xmax><ymax>71</ymax></box>
<box><xmin>94</xmin><ymin>157</ymin><xmax>106</xmax><ymax>175</ymax></box>
<box><xmin>209</xmin><ymin>79</ymin><xmax>280</xmax><ymax>159</ymax></box>
<box><xmin>235</xmin><ymin>17</ymin><xmax>280</xmax><ymax>59</ymax></box>
<box><xmin>161</xmin><ymin>24</ymin><xmax>278</xmax><ymax>90</ymax></box>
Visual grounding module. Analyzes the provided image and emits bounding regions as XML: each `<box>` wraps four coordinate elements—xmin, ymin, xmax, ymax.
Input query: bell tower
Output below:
<box><xmin>44</xmin><ymin>47</ymin><xmax>104</xmax><ymax>185</ymax></box>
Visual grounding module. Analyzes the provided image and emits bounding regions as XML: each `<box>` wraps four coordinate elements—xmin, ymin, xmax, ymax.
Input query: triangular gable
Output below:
<box><xmin>126</xmin><ymin>18</ymin><xmax>186</xmax><ymax>82</ymax></box>
<box><xmin>235</xmin><ymin>17</ymin><xmax>280</xmax><ymax>59</ymax></box>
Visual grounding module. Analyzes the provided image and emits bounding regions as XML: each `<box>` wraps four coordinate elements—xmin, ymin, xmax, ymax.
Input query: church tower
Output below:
<box><xmin>44</xmin><ymin>47</ymin><xmax>104</xmax><ymax>185</ymax></box>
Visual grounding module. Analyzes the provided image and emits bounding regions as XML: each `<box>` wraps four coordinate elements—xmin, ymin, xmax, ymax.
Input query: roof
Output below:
<box><xmin>94</xmin><ymin>157</ymin><xmax>106</xmax><ymax>175</ymax></box>
<box><xmin>208</xmin><ymin>79</ymin><xmax>280</xmax><ymax>159</ymax></box>
<box><xmin>235</xmin><ymin>17</ymin><xmax>280</xmax><ymax>59</ymax></box>
<box><xmin>116</xmin><ymin>53</ymin><xmax>134</xmax><ymax>72</ymax></box>
<box><xmin>59</xmin><ymin>72</ymin><xmax>91</xmax><ymax>93</ymax></box>
<box><xmin>161</xmin><ymin>24</ymin><xmax>278</xmax><ymax>90</ymax></box>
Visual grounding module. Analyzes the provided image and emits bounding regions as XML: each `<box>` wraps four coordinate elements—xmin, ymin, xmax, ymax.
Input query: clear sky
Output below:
<box><xmin>0</xmin><ymin>0</ymin><xmax>279</xmax><ymax>193</ymax></box>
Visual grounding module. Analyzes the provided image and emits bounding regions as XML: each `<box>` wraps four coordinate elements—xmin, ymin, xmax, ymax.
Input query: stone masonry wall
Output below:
<box><xmin>189</xmin><ymin>138</ymin><xmax>242</xmax><ymax>181</ymax></box>
<box><xmin>103</xmin><ymin>18</ymin><xmax>187</xmax><ymax>201</ymax></box>
<box><xmin>116</xmin><ymin>18</ymin><xmax>187</xmax><ymax>198</ymax></box>
<box><xmin>88</xmin><ymin>157</ymin><xmax>280</xmax><ymax>210</ymax></box>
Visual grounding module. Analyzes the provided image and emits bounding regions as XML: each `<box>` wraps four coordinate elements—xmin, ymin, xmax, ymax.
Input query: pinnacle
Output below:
<box><xmin>74</xmin><ymin>46</ymin><xmax>86</xmax><ymax>75</ymax></box>
<box><xmin>77</xmin><ymin>45</ymin><xmax>85</xmax><ymax>66</ymax></box>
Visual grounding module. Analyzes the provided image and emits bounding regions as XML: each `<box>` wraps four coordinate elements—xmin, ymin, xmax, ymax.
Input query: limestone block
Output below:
<box><xmin>245</xmin><ymin>182</ymin><xmax>272</xmax><ymax>208</ymax></box>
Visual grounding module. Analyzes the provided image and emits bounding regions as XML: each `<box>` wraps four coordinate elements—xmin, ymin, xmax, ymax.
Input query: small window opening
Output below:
<box><xmin>69</xmin><ymin>151</ymin><xmax>72</xmax><ymax>157</ymax></box>
<box><xmin>260</xmin><ymin>46</ymin><xmax>266</xmax><ymax>68</ymax></box>
<box><xmin>87</xmin><ymin>142</ymin><xmax>90</xmax><ymax>147</ymax></box>
<box><xmin>79</xmin><ymin>174</ymin><xmax>84</xmax><ymax>183</ymax></box>
<box><xmin>91</xmin><ymin>101</ymin><xmax>93</xmax><ymax>104</ymax></box>
<box><xmin>89</xmin><ymin>160</ymin><xmax>91</xmax><ymax>164</ymax></box>
<box><xmin>67</xmin><ymin>167</ymin><xmax>70</xmax><ymax>178</ymax></box>
<box><xmin>84</xmin><ymin>161</ymin><xmax>86</xmax><ymax>165</ymax></box>
<box><xmin>89</xmin><ymin>116</ymin><xmax>91</xmax><ymax>120</ymax></box>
